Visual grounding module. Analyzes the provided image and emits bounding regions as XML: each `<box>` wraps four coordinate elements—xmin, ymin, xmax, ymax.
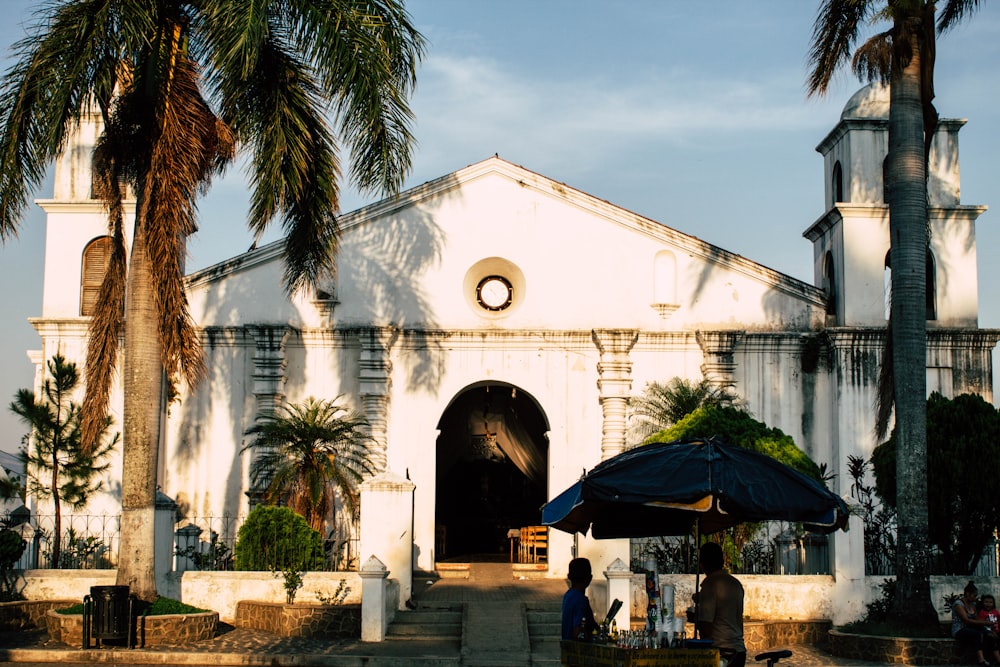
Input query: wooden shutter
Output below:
<box><xmin>80</xmin><ymin>237</ymin><xmax>112</xmax><ymax>316</ymax></box>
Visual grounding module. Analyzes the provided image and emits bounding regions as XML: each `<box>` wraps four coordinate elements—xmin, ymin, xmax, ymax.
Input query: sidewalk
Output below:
<box><xmin>0</xmin><ymin>564</ymin><xmax>949</xmax><ymax>666</ymax></box>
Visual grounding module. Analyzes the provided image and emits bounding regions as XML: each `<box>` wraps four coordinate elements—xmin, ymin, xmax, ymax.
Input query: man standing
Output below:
<box><xmin>561</xmin><ymin>557</ymin><xmax>598</xmax><ymax>641</ymax></box>
<box><xmin>693</xmin><ymin>542</ymin><xmax>746</xmax><ymax>667</ymax></box>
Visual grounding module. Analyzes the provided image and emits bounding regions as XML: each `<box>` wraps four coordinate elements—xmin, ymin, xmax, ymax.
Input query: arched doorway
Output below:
<box><xmin>435</xmin><ymin>382</ymin><xmax>549</xmax><ymax>562</ymax></box>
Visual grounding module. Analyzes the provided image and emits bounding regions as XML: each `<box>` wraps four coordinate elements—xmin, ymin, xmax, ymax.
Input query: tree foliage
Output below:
<box><xmin>245</xmin><ymin>397</ymin><xmax>376</xmax><ymax>534</ymax></box>
<box><xmin>871</xmin><ymin>392</ymin><xmax>1000</xmax><ymax>575</ymax></box>
<box><xmin>630</xmin><ymin>378</ymin><xmax>741</xmax><ymax>442</ymax></box>
<box><xmin>806</xmin><ymin>0</ymin><xmax>981</xmax><ymax>627</ymax></box>
<box><xmin>0</xmin><ymin>0</ymin><xmax>423</xmax><ymax>600</ymax></box>
<box><xmin>646</xmin><ymin>405</ymin><xmax>822</xmax><ymax>481</ymax></box>
<box><xmin>233</xmin><ymin>505</ymin><xmax>323</xmax><ymax>572</ymax></box>
<box><xmin>8</xmin><ymin>354</ymin><xmax>118</xmax><ymax>567</ymax></box>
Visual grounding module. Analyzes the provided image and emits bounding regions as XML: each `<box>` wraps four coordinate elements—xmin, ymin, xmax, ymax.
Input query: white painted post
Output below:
<box><xmin>604</xmin><ymin>557</ymin><xmax>632</xmax><ymax>630</ymax></box>
<box><xmin>154</xmin><ymin>490</ymin><xmax>177</xmax><ymax>578</ymax></box>
<box><xmin>360</xmin><ymin>556</ymin><xmax>389</xmax><ymax>642</ymax></box>
<box><xmin>359</xmin><ymin>472</ymin><xmax>415</xmax><ymax>609</ymax></box>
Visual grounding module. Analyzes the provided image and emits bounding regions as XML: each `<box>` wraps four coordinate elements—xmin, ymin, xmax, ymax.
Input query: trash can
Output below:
<box><xmin>84</xmin><ymin>585</ymin><xmax>134</xmax><ymax>648</ymax></box>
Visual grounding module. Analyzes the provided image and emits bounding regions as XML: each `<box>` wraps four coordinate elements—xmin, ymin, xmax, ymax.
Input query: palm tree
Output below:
<box><xmin>629</xmin><ymin>377</ymin><xmax>741</xmax><ymax>442</ymax></box>
<box><xmin>0</xmin><ymin>1</ymin><xmax>423</xmax><ymax>600</ymax></box>
<box><xmin>806</xmin><ymin>0</ymin><xmax>980</xmax><ymax>626</ymax></box>
<box><xmin>244</xmin><ymin>397</ymin><xmax>376</xmax><ymax>535</ymax></box>
<box><xmin>9</xmin><ymin>354</ymin><xmax>117</xmax><ymax>568</ymax></box>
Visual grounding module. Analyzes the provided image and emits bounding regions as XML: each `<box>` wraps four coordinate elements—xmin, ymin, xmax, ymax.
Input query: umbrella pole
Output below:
<box><xmin>693</xmin><ymin>521</ymin><xmax>701</xmax><ymax>640</ymax></box>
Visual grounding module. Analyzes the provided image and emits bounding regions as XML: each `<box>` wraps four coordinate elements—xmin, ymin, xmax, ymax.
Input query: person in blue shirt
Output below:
<box><xmin>562</xmin><ymin>557</ymin><xmax>598</xmax><ymax>641</ymax></box>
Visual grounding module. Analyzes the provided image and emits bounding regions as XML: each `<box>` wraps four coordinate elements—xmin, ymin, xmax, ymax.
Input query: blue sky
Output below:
<box><xmin>1</xmin><ymin>1</ymin><xmax>998</xmax><ymax>452</ymax></box>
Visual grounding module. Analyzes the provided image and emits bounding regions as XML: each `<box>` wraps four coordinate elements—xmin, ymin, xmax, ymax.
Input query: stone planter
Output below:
<box><xmin>0</xmin><ymin>600</ymin><xmax>76</xmax><ymax>631</ymax></box>
<box><xmin>235</xmin><ymin>599</ymin><xmax>361</xmax><ymax>638</ymax></box>
<box><xmin>45</xmin><ymin>608</ymin><xmax>218</xmax><ymax>647</ymax></box>
<box><xmin>828</xmin><ymin>629</ymin><xmax>970</xmax><ymax>665</ymax></box>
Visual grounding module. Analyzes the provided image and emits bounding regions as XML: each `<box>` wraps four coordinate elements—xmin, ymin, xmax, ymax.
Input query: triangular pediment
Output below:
<box><xmin>186</xmin><ymin>156</ymin><xmax>825</xmax><ymax>331</ymax></box>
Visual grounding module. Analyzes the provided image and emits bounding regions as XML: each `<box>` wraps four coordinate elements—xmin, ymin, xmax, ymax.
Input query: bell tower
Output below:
<box><xmin>803</xmin><ymin>83</ymin><xmax>985</xmax><ymax>328</ymax></box>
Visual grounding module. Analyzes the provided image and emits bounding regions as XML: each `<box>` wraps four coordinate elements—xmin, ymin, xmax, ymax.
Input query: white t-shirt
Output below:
<box><xmin>697</xmin><ymin>569</ymin><xmax>746</xmax><ymax>652</ymax></box>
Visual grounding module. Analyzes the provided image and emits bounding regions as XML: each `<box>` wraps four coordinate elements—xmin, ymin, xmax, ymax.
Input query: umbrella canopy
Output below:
<box><xmin>542</xmin><ymin>437</ymin><xmax>848</xmax><ymax>539</ymax></box>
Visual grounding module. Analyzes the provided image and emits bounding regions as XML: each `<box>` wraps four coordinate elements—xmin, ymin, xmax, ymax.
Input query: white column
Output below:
<box><xmin>603</xmin><ymin>557</ymin><xmax>632</xmax><ymax>630</ymax></box>
<box><xmin>359</xmin><ymin>472</ymin><xmax>415</xmax><ymax>609</ymax></box>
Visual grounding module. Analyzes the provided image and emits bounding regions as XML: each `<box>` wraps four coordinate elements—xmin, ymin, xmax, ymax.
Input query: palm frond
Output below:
<box><xmin>937</xmin><ymin>0</ymin><xmax>981</xmax><ymax>32</ymax></box>
<box><xmin>807</xmin><ymin>0</ymin><xmax>878</xmax><ymax>96</ymax></box>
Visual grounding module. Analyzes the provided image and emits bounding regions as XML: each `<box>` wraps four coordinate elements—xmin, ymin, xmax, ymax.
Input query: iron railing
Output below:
<box><xmin>1</xmin><ymin>513</ymin><xmax>120</xmax><ymax>570</ymax></box>
<box><xmin>630</xmin><ymin>520</ymin><xmax>832</xmax><ymax>575</ymax></box>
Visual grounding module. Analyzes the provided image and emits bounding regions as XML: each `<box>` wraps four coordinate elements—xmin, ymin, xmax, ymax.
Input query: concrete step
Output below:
<box><xmin>387</xmin><ymin>606</ymin><xmax>463</xmax><ymax>639</ymax></box>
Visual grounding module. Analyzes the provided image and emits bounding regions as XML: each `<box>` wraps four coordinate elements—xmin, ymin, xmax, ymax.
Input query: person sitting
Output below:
<box><xmin>976</xmin><ymin>593</ymin><xmax>1000</xmax><ymax>665</ymax></box>
<box><xmin>953</xmin><ymin>581</ymin><xmax>997</xmax><ymax>667</ymax></box>
<box><xmin>561</xmin><ymin>557</ymin><xmax>598</xmax><ymax>641</ymax></box>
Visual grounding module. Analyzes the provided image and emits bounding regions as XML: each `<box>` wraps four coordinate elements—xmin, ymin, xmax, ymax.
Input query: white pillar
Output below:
<box><xmin>360</xmin><ymin>556</ymin><xmax>389</xmax><ymax>642</ymax></box>
<box><xmin>154</xmin><ymin>490</ymin><xmax>177</xmax><ymax>595</ymax></box>
<box><xmin>603</xmin><ymin>557</ymin><xmax>632</xmax><ymax>630</ymax></box>
<box><xmin>360</xmin><ymin>471</ymin><xmax>415</xmax><ymax>609</ymax></box>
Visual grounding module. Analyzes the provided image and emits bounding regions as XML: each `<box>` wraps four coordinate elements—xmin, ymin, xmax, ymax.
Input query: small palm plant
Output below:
<box><xmin>629</xmin><ymin>377</ymin><xmax>742</xmax><ymax>442</ymax></box>
<box><xmin>244</xmin><ymin>398</ymin><xmax>376</xmax><ymax>535</ymax></box>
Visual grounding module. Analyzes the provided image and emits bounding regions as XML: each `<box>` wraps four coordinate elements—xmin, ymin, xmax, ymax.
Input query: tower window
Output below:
<box><xmin>832</xmin><ymin>161</ymin><xmax>844</xmax><ymax>204</ymax></box>
<box><xmin>822</xmin><ymin>251</ymin><xmax>836</xmax><ymax>316</ymax></box>
<box><xmin>81</xmin><ymin>236</ymin><xmax>112</xmax><ymax>316</ymax></box>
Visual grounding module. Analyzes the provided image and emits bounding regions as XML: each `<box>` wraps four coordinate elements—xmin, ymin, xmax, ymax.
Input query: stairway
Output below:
<box><xmin>386</xmin><ymin>602</ymin><xmax>463</xmax><ymax>643</ymax></box>
<box><xmin>386</xmin><ymin>561</ymin><xmax>567</xmax><ymax>665</ymax></box>
<box><xmin>526</xmin><ymin>601</ymin><xmax>563</xmax><ymax>666</ymax></box>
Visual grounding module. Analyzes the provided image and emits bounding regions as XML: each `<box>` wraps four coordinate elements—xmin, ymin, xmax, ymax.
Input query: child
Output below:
<box><xmin>978</xmin><ymin>595</ymin><xmax>1000</xmax><ymax>636</ymax></box>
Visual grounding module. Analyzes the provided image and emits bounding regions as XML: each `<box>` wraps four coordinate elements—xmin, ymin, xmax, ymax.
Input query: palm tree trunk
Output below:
<box><xmin>887</xmin><ymin>23</ymin><xmax>937</xmax><ymax>626</ymax></box>
<box><xmin>115</xmin><ymin>220</ymin><xmax>162</xmax><ymax>602</ymax></box>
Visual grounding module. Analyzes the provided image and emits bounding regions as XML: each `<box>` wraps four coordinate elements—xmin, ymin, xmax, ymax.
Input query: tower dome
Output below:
<box><xmin>840</xmin><ymin>82</ymin><xmax>889</xmax><ymax>120</ymax></box>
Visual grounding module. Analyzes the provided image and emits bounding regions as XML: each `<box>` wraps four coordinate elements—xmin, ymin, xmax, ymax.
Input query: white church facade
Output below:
<box><xmin>25</xmin><ymin>84</ymin><xmax>1000</xmax><ymax>620</ymax></box>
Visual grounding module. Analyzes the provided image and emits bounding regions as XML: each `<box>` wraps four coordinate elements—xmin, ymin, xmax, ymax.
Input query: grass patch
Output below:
<box><xmin>57</xmin><ymin>596</ymin><xmax>208</xmax><ymax>615</ymax></box>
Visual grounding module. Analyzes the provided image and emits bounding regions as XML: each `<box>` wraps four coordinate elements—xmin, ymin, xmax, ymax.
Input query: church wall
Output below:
<box><xmin>165</xmin><ymin>329</ymin><xmax>256</xmax><ymax>522</ymax></box>
<box><xmin>929</xmin><ymin>210</ymin><xmax>980</xmax><ymax>326</ymax></box>
<box><xmin>845</xmin><ymin>128</ymin><xmax>887</xmax><ymax>204</ymax></box>
<box><xmin>840</xmin><ymin>210</ymin><xmax>890</xmax><ymax>326</ymax></box>
<box><xmin>324</xmin><ymin>175</ymin><xmax>823</xmax><ymax>333</ymax></box>
<box><xmin>386</xmin><ymin>330</ymin><xmax>606</xmax><ymax>572</ymax></box>
<box><xmin>38</xmin><ymin>208</ymin><xmax>115</xmax><ymax>318</ymax></box>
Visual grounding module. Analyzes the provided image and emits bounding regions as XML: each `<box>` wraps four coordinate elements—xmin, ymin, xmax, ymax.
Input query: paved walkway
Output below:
<box><xmin>0</xmin><ymin>564</ymin><xmax>958</xmax><ymax>666</ymax></box>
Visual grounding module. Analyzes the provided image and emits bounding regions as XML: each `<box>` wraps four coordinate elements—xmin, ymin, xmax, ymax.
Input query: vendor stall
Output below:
<box><xmin>561</xmin><ymin>641</ymin><xmax>720</xmax><ymax>667</ymax></box>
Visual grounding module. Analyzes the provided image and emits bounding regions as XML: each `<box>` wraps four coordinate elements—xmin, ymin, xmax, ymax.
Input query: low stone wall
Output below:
<box><xmin>45</xmin><ymin>608</ymin><xmax>218</xmax><ymax>647</ymax></box>
<box><xmin>0</xmin><ymin>600</ymin><xmax>75</xmax><ymax>631</ymax></box>
<box><xmin>744</xmin><ymin>620</ymin><xmax>831</xmax><ymax>653</ymax></box>
<box><xmin>235</xmin><ymin>600</ymin><xmax>361</xmax><ymax>639</ymax></box>
<box><xmin>828</xmin><ymin>629</ymin><xmax>971</xmax><ymax>665</ymax></box>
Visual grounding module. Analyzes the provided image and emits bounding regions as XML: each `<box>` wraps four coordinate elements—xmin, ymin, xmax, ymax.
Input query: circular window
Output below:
<box><xmin>476</xmin><ymin>275</ymin><xmax>513</xmax><ymax>311</ymax></box>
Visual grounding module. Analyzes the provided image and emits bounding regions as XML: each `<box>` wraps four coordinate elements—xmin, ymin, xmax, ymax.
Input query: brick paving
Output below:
<box><xmin>0</xmin><ymin>564</ymin><xmax>964</xmax><ymax>666</ymax></box>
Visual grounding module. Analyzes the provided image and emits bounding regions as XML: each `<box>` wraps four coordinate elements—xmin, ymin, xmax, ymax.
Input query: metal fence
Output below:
<box><xmin>1</xmin><ymin>513</ymin><xmax>120</xmax><ymax>570</ymax></box>
<box><xmin>0</xmin><ymin>511</ymin><xmax>360</xmax><ymax>572</ymax></box>
<box><xmin>629</xmin><ymin>520</ymin><xmax>832</xmax><ymax>575</ymax></box>
<box><xmin>173</xmin><ymin>514</ymin><xmax>361</xmax><ymax>572</ymax></box>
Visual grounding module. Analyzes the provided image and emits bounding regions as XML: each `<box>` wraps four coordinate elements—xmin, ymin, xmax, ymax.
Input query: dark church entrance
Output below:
<box><xmin>435</xmin><ymin>383</ymin><xmax>549</xmax><ymax>563</ymax></box>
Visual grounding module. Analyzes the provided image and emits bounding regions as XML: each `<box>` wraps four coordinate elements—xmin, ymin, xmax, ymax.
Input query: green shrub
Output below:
<box><xmin>234</xmin><ymin>505</ymin><xmax>323</xmax><ymax>571</ymax></box>
<box><xmin>58</xmin><ymin>596</ymin><xmax>207</xmax><ymax>615</ymax></box>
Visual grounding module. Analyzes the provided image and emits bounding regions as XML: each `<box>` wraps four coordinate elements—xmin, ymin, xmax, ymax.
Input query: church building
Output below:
<box><xmin>26</xmin><ymin>83</ymin><xmax>999</xmax><ymax>618</ymax></box>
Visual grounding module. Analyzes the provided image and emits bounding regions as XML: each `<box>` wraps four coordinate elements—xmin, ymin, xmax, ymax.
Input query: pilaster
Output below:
<box><xmin>358</xmin><ymin>327</ymin><xmax>397</xmax><ymax>473</ymax></box>
<box><xmin>592</xmin><ymin>329</ymin><xmax>638</xmax><ymax>460</ymax></box>
<box><xmin>696</xmin><ymin>330</ymin><xmax>744</xmax><ymax>392</ymax></box>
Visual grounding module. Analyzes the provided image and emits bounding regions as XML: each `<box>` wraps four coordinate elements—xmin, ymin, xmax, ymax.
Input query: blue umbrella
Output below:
<box><xmin>542</xmin><ymin>437</ymin><xmax>848</xmax><ymax>539</ymax></box>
